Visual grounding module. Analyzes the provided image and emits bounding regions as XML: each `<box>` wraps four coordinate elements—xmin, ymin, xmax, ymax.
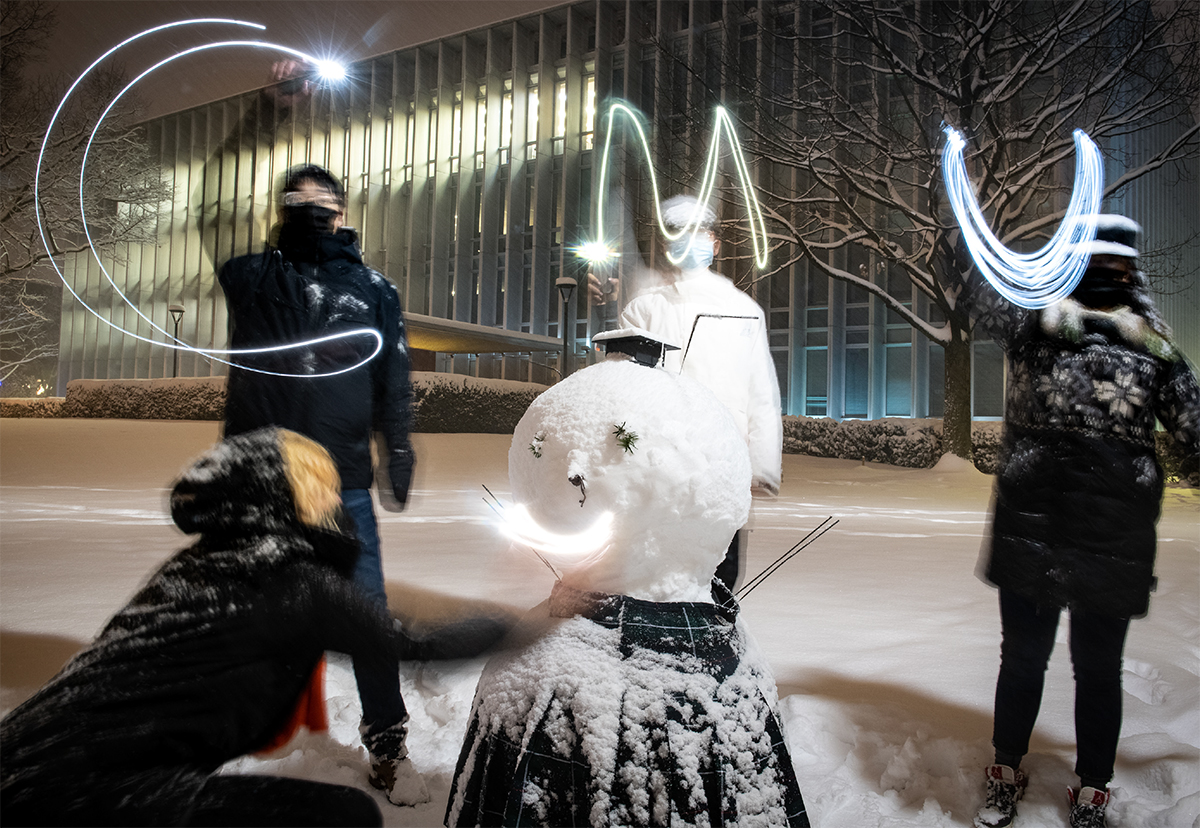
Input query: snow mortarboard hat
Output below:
<box><xmin>593</xmin><ymin>327</ymin><xmax>679</xmax><ymax>368</ymax></box>
<box><xmin>1073</xmin><ymin>214</ymin><xmax>1140</xmax><ymax>260</ymax></box>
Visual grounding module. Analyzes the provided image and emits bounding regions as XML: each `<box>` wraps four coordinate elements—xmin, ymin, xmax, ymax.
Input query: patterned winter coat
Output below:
<box><xmin>0</xmin><ymin>429</ymin><xmax>401</xmax><ymax>826</ymax></box>
<box><xmin>446</xmin><ymin>581</ymin><xmax>808</xmax><ymax>828</ymax></box>
<box><xmin>220</xmin><ymin>228</ymin><xmax>414</xmax><ymax>501</ymax></box>
<box><xmin>960</xmin><ymin>269</ymin><xmax>1200</xmax><ymax>617</ymax></box>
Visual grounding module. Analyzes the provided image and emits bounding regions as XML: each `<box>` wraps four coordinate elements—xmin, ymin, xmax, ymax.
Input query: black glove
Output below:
<box><xmin>378</xmin><ymin>441</ymin><xmax>414</xmax><ymax>512</ymax></box>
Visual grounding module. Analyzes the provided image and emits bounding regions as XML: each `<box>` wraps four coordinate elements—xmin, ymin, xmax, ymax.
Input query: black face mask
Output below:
<box><xmin>278</xmin><ymin>205</ymin><xmax>339</xmax><ymax>262</ymax></box>
<box><xmin>1072</xmin><ymin>267</ymin><xmax>1135</xmax><ymax>309</ymax></box>
<box><xmin>284</xmin><ymin>204</ymin><xmax>338</xmax><ymax>235</ymax></box>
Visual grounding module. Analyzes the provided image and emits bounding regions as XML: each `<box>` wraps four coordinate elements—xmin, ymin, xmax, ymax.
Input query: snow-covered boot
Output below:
<box><xmin>1068</xmin><ymin>786</ymin><xmax>1110</xmax><ymax>828</ymax></box>
<box><xmin>361</xmin><ymin>717</ymin><xmax>430</xmax><ymax>807</ymax></box>
<box><xmin>974</xmin><ymin>764</ymin><xmax>1028</xmax><ymax>828</ymax></box>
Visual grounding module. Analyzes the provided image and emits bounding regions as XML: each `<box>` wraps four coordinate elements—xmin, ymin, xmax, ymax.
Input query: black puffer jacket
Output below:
<box><xmin>961</xmin><ymin>269</ymin><xmax>1200</xmax><ymax>617</ymax></box>
<box><xmin>0</xmin><ymin>429</ymin><xmax>400</xmax><ymax>826</ymax></box>
<box><xmin>220</xmin><ymin>229</ymin><xmax>414</xmax><ymax>500</ymax></box>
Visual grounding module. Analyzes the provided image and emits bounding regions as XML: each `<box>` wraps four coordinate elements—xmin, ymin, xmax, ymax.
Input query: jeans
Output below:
<box><xmin>341</xmin><ymin>489</ymin><xmax>407</xmax><ymax>742</ymax></box>
<box><xmin>992</xmin><ymin>589</ymin><xmax>1131</xmax><ymax>783</ymax></box>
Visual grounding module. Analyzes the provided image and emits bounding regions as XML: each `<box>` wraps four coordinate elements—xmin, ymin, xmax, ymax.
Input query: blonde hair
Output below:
<box><xmin>277</xmin><ymin>430</ymin><xmax>342</xmax><ymax>529</ymax></box>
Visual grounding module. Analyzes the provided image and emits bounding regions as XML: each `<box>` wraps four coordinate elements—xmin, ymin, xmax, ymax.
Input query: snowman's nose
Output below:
<box><xmin>569</xmin><ymin>474</ymin><xmax>587</xmax><ymax>507</ymax></box>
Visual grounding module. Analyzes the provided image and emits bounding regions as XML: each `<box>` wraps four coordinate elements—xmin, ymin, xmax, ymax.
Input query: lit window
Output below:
<box><xmin>501</xmin><ymin>91</ymin><xmax>513</xmax><ymax>150</ymax></box>
<box><xmin>526</xmin><ymin>82</ymin><xmax>539</xmax><ymax>159</ymax></box>
<box><xmin>554</xmin><ymin>80</ymin><xmax>567</xmax><ymax>138</ymax></box>
<box><xmin>582</xmin><ymin>74</ymin><xmax>596</xmax><ymax>150</ymax></box>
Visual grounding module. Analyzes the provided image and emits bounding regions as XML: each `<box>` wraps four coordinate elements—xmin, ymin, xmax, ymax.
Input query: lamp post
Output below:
<box><xmin>168</xmin><ymin>303</ymin><xmax>185</xmax><ymax>378</ymax></box>
<box><xmin>555</xmin><ymin>276</ymin><xmax>577</xmax><ymax>379</ymax></box>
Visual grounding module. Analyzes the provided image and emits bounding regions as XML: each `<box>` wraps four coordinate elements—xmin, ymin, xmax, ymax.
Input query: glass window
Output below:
<box><xmin>526</xmin><ymin>82</ymin><xmax>539</xmax><ymax>158</ymax></box>
<box><xmin>844</xmin><ymin>348</ymin><xmax>869</xmax><ymax>418</ymax></box>
<box><xmin>806</xmin><ymin>348</ymin><xmax>828</xmax><ymax>416</ymax></box>
<box><xmin>973</xmin><ymin>341</ymin><xmax>1005</xmax><ymax>418</ymax></box>
<box><xmin>885</xmin><ymin>345</ymin><xmax>912</xmax><ymax>416</ymax></box>
<box><xmin>582</xmin><ymin>74</ymin><xmax>596</xmax><ymax>150</ymax></box>
<box><xmin>928</xmin><ymin>344</ymin><xmax>945</xmax><ymax>417</ymax></box>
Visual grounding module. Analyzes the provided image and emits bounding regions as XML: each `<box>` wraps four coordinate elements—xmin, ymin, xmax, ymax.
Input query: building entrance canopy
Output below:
<box><xmin>405</xmin><ymin>313</ymin><xmax>561</xmax><ymax>355</ymax></box>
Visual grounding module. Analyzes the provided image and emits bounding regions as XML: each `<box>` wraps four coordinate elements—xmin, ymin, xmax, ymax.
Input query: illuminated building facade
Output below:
<box><xmin>57</xmin><ymin>0</ymin><xmax>1197</xmax><ymax>421</ymax></box>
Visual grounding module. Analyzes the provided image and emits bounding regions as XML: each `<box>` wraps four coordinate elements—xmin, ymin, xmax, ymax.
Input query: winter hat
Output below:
<box><xmin>1072</xmin><ymin>214</ymin><xmax>1140</xmax><ymax>260</ymax></box>
<box><xmin>661</xmin><ymin>195</ymin><xmax>717</xmax><ymax>233</ymax></box>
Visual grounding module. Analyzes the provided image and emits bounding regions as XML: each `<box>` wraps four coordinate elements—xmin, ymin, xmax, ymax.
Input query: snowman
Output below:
<box><xmin>445</xmin><ymin>330</ymin><xmax>808</xmax><ymax>827</ymax></box>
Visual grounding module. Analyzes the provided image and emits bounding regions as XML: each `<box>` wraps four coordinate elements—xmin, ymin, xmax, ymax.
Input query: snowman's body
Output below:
<box><xmin>446</xmin><ymin>358</ymin><xmax>808</xmax><ymax>827</ymax></box>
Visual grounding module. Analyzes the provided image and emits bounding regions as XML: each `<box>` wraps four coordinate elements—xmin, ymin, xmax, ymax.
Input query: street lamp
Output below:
<box><xmin>168</xmin><ymin>303</ymin><xmax>185</xmax><ymax>378</ymax></box>
<box><xmin>555</xmin><ymin>276</ymin><xmax>577</xmax><ymax>379</ymax></box>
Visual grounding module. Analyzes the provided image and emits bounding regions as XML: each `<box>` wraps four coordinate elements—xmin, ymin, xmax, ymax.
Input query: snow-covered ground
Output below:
<box><xmin>2</xmin><ymin>419</ymin><xmax>1196</xmax><ymax>827</ymax></box>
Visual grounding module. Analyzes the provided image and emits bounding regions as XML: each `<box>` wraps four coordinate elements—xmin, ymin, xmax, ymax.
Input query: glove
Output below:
<box><xmin>377</xmin><ymin>440</ymin><xmax>415</xmax><ymax>512</ymax></box>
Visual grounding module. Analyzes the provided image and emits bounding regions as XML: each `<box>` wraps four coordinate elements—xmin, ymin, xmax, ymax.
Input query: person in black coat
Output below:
<box><xmin>962</xmin><ymin>216</ymin><xmax>1200</xmax><ymax>828</ymax></box>
<box><xmin>218</xmin><ymin>164</ymin><xmax>425</xmax><ymax>803</ymax></box>
<box><xmin>0</xmin><ymin>428</ymin><xmax>404</xmax><ymax>826</ymax></box>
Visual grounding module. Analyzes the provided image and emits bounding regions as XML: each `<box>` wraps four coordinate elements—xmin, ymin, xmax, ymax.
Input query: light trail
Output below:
<box><xmin>497</xmin><ymin>503</ymin><xmax>615</xmax><ymax>562</ymax></box>
<box><xmin>578</xmin><ymin>102</ymin><xmax>769</xmax><ymax>270</ymax></box>
<box><xmin>942</xmin><ymin>127</ymin><xmax>1103</xmax><ymax>309</ymax></box>
<box><xmin>37</xmin><ymin>19</ymin><xmax>376</xmax><ymax>378</ymax></box>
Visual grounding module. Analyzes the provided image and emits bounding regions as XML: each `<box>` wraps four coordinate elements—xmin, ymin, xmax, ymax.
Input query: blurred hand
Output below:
<box><xmin>587</xmin><ymin>270</ymin><xmax>618</xmax><ymax>305</ymax></box>
<box><xmin>751</xmin><ymin>480</ymin><xmax>779</xmax><ymax>499</ymax></box>
<box><xmin>263</xmin><ymin>60</ymin><xmax>314</xmax><ymax>108</ymax></box>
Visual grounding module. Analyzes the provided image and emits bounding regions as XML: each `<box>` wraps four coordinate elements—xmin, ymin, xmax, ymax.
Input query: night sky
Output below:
<box><xmin>35</xmin><ymin>1</ymin><xmax>564</xmax><ymax>120</ymax></box>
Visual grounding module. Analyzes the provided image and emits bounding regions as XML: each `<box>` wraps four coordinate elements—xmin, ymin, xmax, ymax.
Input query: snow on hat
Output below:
<box><xmin>1073</xmin><ymin>214</ymin><xmax>1141</xmax><ymax>259</ymax></box>
<box><xmin>661</xmin><ymin>195</ymin><xmax>717</xmax><ymax>232</ymax></box>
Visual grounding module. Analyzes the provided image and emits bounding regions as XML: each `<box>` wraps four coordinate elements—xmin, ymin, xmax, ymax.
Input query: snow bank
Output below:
<box><xmin>2</xmin><ymin>424</ymin><xmax>1197</xmax><ymax>827</ymax></box>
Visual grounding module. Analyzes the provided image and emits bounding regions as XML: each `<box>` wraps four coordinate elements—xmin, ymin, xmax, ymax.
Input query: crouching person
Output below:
<box><xmin>1</xmin><ymin>428</ymin><xmax>416</xmax><ymax>826</ymax></box>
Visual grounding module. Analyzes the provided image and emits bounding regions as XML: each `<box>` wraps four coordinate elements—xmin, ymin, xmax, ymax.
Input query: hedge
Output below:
<box><xmin>0</xmin><ymin>397</ymin><xmax>65</xmax><ymax>418</ymax></box>
<box><xmin>3</xmin><ymin>379</ymin><xmax>1192</xmax><ymax>484</ymax></box>
<box><xmin>782</xmin><ymin>414</ymin><xmax>1193</xmax><ymax>484</ymax></box>
<box><xmin>2</xmin><ymin>374</ymin><xmax>548</xmax><ymax>435</ymax></box>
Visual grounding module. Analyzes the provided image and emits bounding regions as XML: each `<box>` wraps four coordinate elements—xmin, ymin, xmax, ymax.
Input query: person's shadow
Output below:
<box><xmin>0</xmin><ymin>631</ymin><xmax>85</xmax><ymax>714</ymax></box>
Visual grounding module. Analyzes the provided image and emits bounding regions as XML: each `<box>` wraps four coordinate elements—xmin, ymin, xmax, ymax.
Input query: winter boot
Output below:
<box><xmin>1068</xmin><ymin>786</ymin><xmax>1110</xmax><ymax>828</ymax></box>
<box><xmin>361</xmin><ymin>716</ymin><xmax>431</xmax><ymax>807</ymax></box>
<box><xmin>974</xmin><ymin>764</ymin><xmax>1028</xmax><ymax>828</ymax></box>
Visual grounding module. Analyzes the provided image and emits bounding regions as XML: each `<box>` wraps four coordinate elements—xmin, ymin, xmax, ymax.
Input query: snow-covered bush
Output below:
<box><xmin>782</xmin><ymin>415</ymin><xmax>1007</xmax><ymax>473</ymax></box>
<box><xmin>41</xmin><ymin>373</ymin><xmax>547</xmax><ymax>432</ymax></box>
<box><xmin>60</xmin><ymin>378</ymin><xmax>226</xmax><ymax>420</ymax></box>
<box><xmin>411</xmin><ymin>372</ymin><xmax>545</xmax><ymax>434</ymax></box>
<box><xmin>0</xmin><ymin>397</ymin><xmax>64</xmax><ymax>418</ymax></box>
<box><xmin>782</xmin><ymin>415</ymin><xmax>943</xmax><ymax>468</ymax></box>
<box><xmin>970</xmin><ymin>421</ymin><xmax>1004</xmax><ymax>475</ymax></box>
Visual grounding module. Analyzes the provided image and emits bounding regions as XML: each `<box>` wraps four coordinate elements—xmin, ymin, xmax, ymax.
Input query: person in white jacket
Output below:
<box><xmin>618</xmin><ymin>195</ymin><xmax>783</xmax><ymax>590</ymax></box>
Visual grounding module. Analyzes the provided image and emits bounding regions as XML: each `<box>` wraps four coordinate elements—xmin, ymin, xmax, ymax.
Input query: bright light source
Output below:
<box><xmin>942</xmin><ymin>126</ymin><xmax>1103</xmax><ymax>309</ymax></box>
<box><xmin>575</xmin><ymin>240</ymin><xmax>616</xmax><ymax>265</ymax></box>
<box><xmin>315</xmin><ymin>60</ymin><xmax>346</xmax><ymax>83</ymax></box>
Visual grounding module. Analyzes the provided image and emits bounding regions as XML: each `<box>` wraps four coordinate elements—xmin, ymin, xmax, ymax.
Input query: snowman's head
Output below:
<box><xmin>507</xmin><ymin>358</ymin><xmax>750</xmax><ymax>602</ymax></box>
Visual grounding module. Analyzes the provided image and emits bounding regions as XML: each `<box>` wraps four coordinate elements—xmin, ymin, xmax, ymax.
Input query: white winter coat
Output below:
<box><xmin>620</xmin><ymin>267</ymin><xmax>783</xmax><ymax>494</ymax></box>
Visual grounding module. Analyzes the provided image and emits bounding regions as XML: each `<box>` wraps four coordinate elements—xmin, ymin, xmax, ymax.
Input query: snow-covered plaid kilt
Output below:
<box><xmin>446</xmin><ymin>581</ymin><xmax>808</xmax><ymax>827</ymax></box>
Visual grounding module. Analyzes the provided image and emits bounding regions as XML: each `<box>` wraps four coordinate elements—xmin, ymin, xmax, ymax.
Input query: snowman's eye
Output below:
<box><xmin>612</xmin><ymin>422</ymin><xmax>639</xmax><ymax>454</ymax></box>
<box><xmin>529</xmin><ymin>430</ymin><xmax>547</xmax><ymax>458</ymax></box>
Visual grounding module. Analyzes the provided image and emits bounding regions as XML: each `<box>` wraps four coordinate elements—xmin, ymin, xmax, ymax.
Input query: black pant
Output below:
<box><xmin>185</xmin><ymin>774</ymin><xmax>382</xmax><ymax>827</ymax></box>
<box><xmin>715</xmin><ymin>529</ymin><xmax>743</xmax><ymax>593</ymax></box>
<box><xmin>992</xmin><ymin>589</ymin><xmax>1131</xmax><ymax>784</ymax></box>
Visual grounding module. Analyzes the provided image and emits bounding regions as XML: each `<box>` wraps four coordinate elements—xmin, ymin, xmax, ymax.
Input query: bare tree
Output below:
<box><xmin>1</xmin><ymin>1</ymin><xmax>171</xmax><ymax>391</ymax></box>
<box><xmin>646</xmin><ymin>0</ymin><xmax>1198</xmax><ymax>458</ymax></box>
